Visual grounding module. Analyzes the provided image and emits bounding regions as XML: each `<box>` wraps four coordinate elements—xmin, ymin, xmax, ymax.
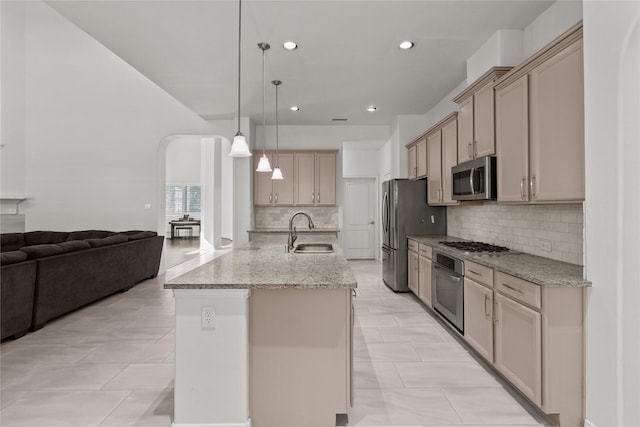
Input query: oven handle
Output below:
<box><xmin>433</xmin><ymin>264</ymin><xmax>462</xmax><ymax>281</ymax></box>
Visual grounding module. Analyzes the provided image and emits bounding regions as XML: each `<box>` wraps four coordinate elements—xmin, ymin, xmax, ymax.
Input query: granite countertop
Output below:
<box><xmin>165</xmin><ymin>234</ymin><xmax>357</xmax><ymax>290</ymax></box>
<box><xmin>407</xmin><ymin>235</ymin><xmax>591</xmax><ymax>288</ymax></box>
<box><xmin>248</xmin><ymin>228</ymin><xmax>340</xmax><ymax>233</ymax></box>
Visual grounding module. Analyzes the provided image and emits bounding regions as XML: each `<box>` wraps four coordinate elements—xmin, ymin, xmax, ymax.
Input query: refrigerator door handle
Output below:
<box><xmin>382</xmin><ymin>191</ymin><xmax>389</xmax><ymax>234</ymax></box>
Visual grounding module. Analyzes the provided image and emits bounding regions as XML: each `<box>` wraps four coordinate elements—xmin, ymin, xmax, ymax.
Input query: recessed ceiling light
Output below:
<box><xmin>283</xmin><ymin>41</ymin><xmax>298</xmax><ymax>50</ymax></box>
<box><xmin>290</xmin><ymin>106</ymin><xmax>300</xmax><ymax>111</ymax></box>
<box><xmin>367</xmin><ymin>106</ymin><xmax>377</xmax><ymax>112</ymax></box>
<box><xmin>399</xmin><ymin>41</ymin><xmax>414</xmax><ymax>50</ymax></box>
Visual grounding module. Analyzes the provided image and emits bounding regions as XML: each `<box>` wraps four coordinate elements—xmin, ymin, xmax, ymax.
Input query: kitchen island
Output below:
<box><xmin>165</xmin><ymin>235</ymin><xmax>357</xmax><ymax>427</ymax></box>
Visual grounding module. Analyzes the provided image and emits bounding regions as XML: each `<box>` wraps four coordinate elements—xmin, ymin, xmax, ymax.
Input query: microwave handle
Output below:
<box><xmin>469</xmin><ymin>167</ymin><xmax>475</xmax><ymax>195</ymax></box>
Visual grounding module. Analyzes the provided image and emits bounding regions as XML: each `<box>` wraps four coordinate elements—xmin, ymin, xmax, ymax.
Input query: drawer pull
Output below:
<box><xmin>468</xmin><ymin>269</ymin><xmax>481</xmax><ymax>276</ymax></box>
<box><xmin>502</xmin><ymin>283</ymin><xmax>524</xmax><ymax>294</ymax></box>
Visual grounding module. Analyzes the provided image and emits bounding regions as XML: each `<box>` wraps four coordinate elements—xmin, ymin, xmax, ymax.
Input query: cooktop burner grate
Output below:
<box><xmin>439</xmin><ymin>241</ymin><xmax>510</xmax><ymax>253</ymax></box>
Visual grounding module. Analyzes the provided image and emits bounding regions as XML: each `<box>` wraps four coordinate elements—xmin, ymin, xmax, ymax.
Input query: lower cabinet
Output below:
<box><xmin>464</xmin><ymin>278</ymin><xmax>494</xmax><ymax>362</ymax></box>
<box><xmin>494</xmin><ymin>292</ymin><xmax>542</xmax><ymax>406</ymax></box>
<box><xmin>407</xmin><ymin>247</ymin><xmax>419</xmax><ymax>295</ymax></box>
<box><xmin>418</xmin><ymin>244</ymin><xmax>432</xmax><ymax>307</ymax></box>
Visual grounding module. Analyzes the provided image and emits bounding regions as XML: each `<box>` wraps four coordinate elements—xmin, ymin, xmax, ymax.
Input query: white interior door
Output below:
<box><xmin>344</xmin><ymin>178</ymin><xmax>376</xmax><ymax>259</ymax></box>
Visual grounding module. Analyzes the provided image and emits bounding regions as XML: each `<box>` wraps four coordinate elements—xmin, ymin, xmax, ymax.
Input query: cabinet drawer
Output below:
<box><xmin>408</xmin><ymin>239</ymin><xmax>419</xmax><ymax>253</ymax></box>
<box><xmin>418</xmin><ymin>244</ymin><xmax>432</xmax><ymax>259</ymax></box>
<box><xmin>495</xmin><ymin>271</ymin><xmax>541</xmax><ymax>310</ymax></box>
<box><xmin>464</xmin><ymin>261</ymin><xmax>493</xmax><ymax>288</ymax></box>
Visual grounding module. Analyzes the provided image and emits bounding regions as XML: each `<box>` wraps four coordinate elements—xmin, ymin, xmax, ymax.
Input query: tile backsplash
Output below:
<box><xmin>254</xmin><ymin>207</ymin><xmax>339</xmax><ymax>229</ymax></box>
<box><xmin>447</xmin><ymin>203</ymin><xmax>584</xmax><ymax>265</ymax></box>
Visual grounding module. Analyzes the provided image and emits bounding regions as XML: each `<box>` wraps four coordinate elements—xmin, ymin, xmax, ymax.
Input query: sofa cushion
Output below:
<box><xmin>24</xmin><ymin>231</ymin><xmax>69</xmax><ymax>246</ymax></box>
<box><xmin>126</xmin><ymin>231</ymin><xmax>158</xmax><ymax>241</ymax></box>
<box><xmin>86</xmin><ymin>234</ymin><xmax>129</xmax><ymax>248</ymax></box>
<box><xmin>57</xmin><ymin>240</ymin><xmax>91</xmax><ymax>253</ymax></box>
<box><xmin>1</xmin><ymin>233</ymin><xmax>26</xmax><ymax>252</ymax></box>
<box><xmin>67</xmin><ymin>230</ymin><xmax>115</xmax><ymax>241</ymax></box>
<box><xmin>20</xmin><ymin>244</ymin><xmax>67</xmax><ymax>260</ymax></box>
<box><xmin>0</xmin><ymin>250</ymin><xmax>28</xmax><ymax>265</ymax></box>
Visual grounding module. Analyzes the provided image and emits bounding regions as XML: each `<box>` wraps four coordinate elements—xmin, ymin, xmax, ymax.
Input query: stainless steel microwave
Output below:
<box><xmin>451</xmin><ymin>156</ymin><xmax>497</xmax><ymax>201</ymax></box>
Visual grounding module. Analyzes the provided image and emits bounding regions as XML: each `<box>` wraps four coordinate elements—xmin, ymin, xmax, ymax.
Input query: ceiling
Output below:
<box><xmin>46</xmin><ymin>0</ymin><xmax>554</xmax><ymax>126</ymax></box>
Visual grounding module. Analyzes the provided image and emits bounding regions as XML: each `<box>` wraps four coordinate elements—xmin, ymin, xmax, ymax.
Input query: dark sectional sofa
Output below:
<box><xmin>0</xmin><ymin>230</ymin><xmax>164</xmax><ymax>340</ymax></box>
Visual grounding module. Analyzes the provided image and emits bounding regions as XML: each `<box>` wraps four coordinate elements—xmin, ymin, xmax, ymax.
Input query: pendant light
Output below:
<box><xmin>229</xmin><ymin>0</ymin><xmax>252</xmax><ymax>157</ymax></box>
<box><xmin>255</xmin><ymin>42</ymin><xmax>272</xmax><ymax>172</ymax></box>
<box><xmin>271</xmin><ymin>80</ymin><xmax>284</xmax><ymax>180</ymax></box>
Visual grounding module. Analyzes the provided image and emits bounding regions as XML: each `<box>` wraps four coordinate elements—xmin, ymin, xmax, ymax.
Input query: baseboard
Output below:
<box><xmin>584</xmin><ymin>419</ymin><xmax>598</xmax><ymax>427</ymax></box>
<box><xmin>172</xmin><ymin>420</ymin><xmax>251</xmax><ymax>427</ymax></box>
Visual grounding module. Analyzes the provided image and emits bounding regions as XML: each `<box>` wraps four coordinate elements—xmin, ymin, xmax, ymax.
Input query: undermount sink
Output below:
<box><xmin>293</xmin><ymin>243</ymin><xmax>334</xmax><ymax>254</ymax></box>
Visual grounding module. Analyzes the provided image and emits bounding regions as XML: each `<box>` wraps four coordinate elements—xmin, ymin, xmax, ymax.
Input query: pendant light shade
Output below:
<box><xmin>256</xmin><ymin>154</ymin><xmax>272</xmax><ymax>172</ymax></box>
<box><xmin>256</xmin><ymin>42</ymin><xmax>272</xmax><ymax>171</ymax></box>
<box><xmin>229</xmin><ymin>0</ymin><xmax>252</xmax><ymax>158</ymax></box>
<box><xmin>271</xmin><ymin>167</ymin><xmax>284</xmax><ymax>180</ymax></box>
<box><xmin>272</xmin><ymin>80</ymin><xmax>283</xmax><ymax>180</ymax></box>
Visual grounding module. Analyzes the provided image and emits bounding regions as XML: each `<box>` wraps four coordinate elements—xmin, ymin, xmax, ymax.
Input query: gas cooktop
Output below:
<box><xmin>439</xmin><ymin>241</ymin><xmax>510</xmax><ymax>253</ymax></box>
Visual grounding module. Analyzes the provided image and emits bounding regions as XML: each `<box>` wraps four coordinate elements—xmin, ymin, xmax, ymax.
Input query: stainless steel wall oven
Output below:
<box><xmin>431</xmin><ymin>250</ymin><xmax>464</xmax><ymax>333</ymax></box>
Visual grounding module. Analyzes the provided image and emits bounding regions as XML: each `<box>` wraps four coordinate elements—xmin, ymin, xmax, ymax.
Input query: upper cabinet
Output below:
<box><xmin>425</xmin><ymin>113</ymin><xmax>459</xmax><ymax>206</ymax></box>
<box><xmin>495</xmin><ymin>23</ymin><xmax>584</xmax><ymax>203</ymax></box>
<box><xmin>453</xmin><ymin>67</ymin><xmax>512</xmax><ymax>164</ymax></box>
<box><xmin>406</xmin><ymin>136</ymin><xmax>427</xmax><ymax>180</ymax></box>
<box><xmin>254</xmin><ymin>151</ymin><xmax>336</xmax><ymax>207</ymax></box>
<box><xmin>294</xmin><ymin>151</ymin><xmax>337</xmax><ymax>206</ymax></box>
<box><xmin>254</xmin><ymin>153</ymin><xmax>295</xmax><ymax>206</ymax></box>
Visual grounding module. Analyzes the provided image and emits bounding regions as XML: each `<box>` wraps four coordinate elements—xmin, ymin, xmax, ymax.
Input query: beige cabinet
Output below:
<box><xmin>463</xmin><ymin>260</ymin><xmax>494</xmax><ymax>362</ymax></box>
<box><xmin>315</xmin><ymin>153</ymin><xmax>336</xmax><ymax>206</ymax></box>
<box><xmin>406</xmin><ymin>137</ymin><xmax>427</xmax><ymax>181</ymax></box>
<box><xmin>250</xmin><ymin>288</ymin><xmax>351</xmax><ymax>426</ymax></box>
<box><xmin>417</xmin><ymin>244</ymin><xmax>432</xmax><ymax>307</ymax></box>
<box><xmin>494</xmin><ymin>291</ymin><xmax>542</xmax><ymax>406</ymax></box>
<box><xmin>407</xmin><ymin>145</ymin><xmax>417</xmax><ymax>180</ymax></box>
<box><xmin>453</xmin><ymin>67</ymin><xmax>512</xmax><ymax>164</ymax></box>
<box><xmin>495</xmin><ymin>27</ymin><xmax>584</xmax><ymax>203</ymax></box>
<box><xmin>426</xmin><ymin>113</ymin><xmax>459</xmax><ymax>206</ymax></box>
<box><xmin>407</xmin><ymin>240</ymin><xmax>419</xmax><ymax>295</ymax></box>
<box><xmin>294</xmin><ymin>152</ymin><xmax>337</xmax><ymax>206</ymax></box>
<box><xmin>426</xmin><ymin>130</ymin><xmax>442</xmax><ymax>205</ymax></box>
<box><xmin>253</xmin><ymin>153</ymin><xmax>294</xmax><ymax>206</ymax></box>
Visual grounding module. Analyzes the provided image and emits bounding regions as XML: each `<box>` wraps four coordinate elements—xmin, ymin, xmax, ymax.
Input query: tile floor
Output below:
<box><xmin>1</xmin><ymin>255</ymin><xmax>549</xmax><ymax>426</ymax></box>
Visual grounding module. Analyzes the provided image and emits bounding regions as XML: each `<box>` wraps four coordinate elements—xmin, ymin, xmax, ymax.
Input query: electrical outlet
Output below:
<box><xmin>430</xmin><ymin>215</ymin><xmax>435</xmax><ymax>224</ymax></box>
<box><xmin>144</xmin><ymin>203</ymin><xmax>152</xmax><ymax>210</ymax></box>
<box><xmin>201</xmin><ymin>307</ymin><xmax>215</xmax><ymax>329</ymax></box>
<box><xmin>540</xmin><ymin>241</ymin><xmax>552</xmax><ymax>252</ymax></box>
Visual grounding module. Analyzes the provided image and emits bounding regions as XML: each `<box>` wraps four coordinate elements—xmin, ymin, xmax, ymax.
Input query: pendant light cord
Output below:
<box><xmin>262</xmin><ymin>44</ymin><xmax>266</xmax><ymax>155</ymax></box>
<box><xmin>275</xmin><ymin>81</ymin><xmax>279</xmax><ymax>167</ymax></box>
<box><xmin>236</xmin><ymin>0</ymin><xmax>242</xmax><ymax>134</ymax></box>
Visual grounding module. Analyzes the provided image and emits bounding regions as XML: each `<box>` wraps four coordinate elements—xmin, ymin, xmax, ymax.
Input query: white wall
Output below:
<box><xmin>13</xmin><ymin>1</ymin><xmax>212</xmax><ymax>233</ymax></box>
<box><xmin>1</xmin><ymin>1</ymin><xmax>26</xmax><ymax>198</ymax></box>
<box><xmin>522</xmin><ymin>0</ymin><xmax>583</xmax><ymax>57</ymax></box>
<box><xmin>166</xmin><ymin>138</ymin><xmax>201</xmax><ymax>185</ymax></box>
<box><xmin>583</xmin><ymin>2</ymin><xmax>640</xmax><ymax>426</ymax></box>
<box><xmin>467</xmin><ymin>29</ymin><xmax>525</xmax><ymax>83</ymax></box>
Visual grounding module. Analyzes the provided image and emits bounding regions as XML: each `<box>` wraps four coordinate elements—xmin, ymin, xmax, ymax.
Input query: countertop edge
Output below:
<box><xmin>407</xmin><ymin>234</ymin><xmax>591</xmax><ymax>288</ymax></box>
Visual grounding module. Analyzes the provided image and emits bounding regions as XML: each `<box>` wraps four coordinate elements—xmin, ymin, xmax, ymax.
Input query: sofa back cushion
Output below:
<box><xmin>0</xmin><ymin>250</ymin><xmax>28</xmax><ymax>265</ymax></box>
<box><xmin>86</xmin><ymin>234</ymin><xmax>129</xmax><ymax>248</ymax></box>
<box><xmin>20</xmin><ymin>244</ymin><xmax>67</xmax><ymax>260</ymax></box>
<box><xmin>1</xmin><ymin>233</ymin><xmax>26</xmax><ymax>252</ymax></box>
<box><xmin>24</xmin><ymin>231</ymin><xmax>69</xmax><ymax>246</ymax></box>
<box><xmin>67</xmin><ymin>230</ymin><xmax>114</xmax><ymax>241</ymax></box>
<box><xmin>126</xmin><ymin>231</ymin><xmax>158</xmax><ymax>241</ymax></box>
<box><xmin>57</xmin><ymin>240</ymin><xmax>91</xmax><ymax>253</ymax></box>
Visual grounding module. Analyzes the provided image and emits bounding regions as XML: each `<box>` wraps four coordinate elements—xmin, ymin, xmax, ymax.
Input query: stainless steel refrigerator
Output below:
<box><xmin>381</xmin><ymin>179</ymin><xmax>446</xmax><ymax>292</ymax></box>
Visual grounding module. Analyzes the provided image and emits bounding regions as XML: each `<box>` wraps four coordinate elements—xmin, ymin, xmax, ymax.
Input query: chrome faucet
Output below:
<box><xmin>288</xmin><ymin>211</ymin><xmax>315</xmax><ymax>252</ymax></box>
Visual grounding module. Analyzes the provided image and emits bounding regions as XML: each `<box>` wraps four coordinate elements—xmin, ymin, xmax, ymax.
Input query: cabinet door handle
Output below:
<box><xmin>269</xmin><ymin>194</ymin><xmax>272</xmax><ymax>203</ymax></box>
<box><xmin>520</xmin><ymin>179</ymin><xmax>525</xmax><ymax>199</ymax></box>
<box><xmin>502</xmin><ymin>283</ymin><xmax>524</xmax><ymax>294</ymax></box>
<box><xmin>317</xmin><ymin>193</ymin><xmax>320</xmax><ymax>203</ymax></box>
<box><xmin>312</xmin><ymin>193</ymin><xmax>315</xmax><ymax>203</ymax></box>
<box><xmin>530</xmin><ymin>175</ymin><xmax>536</xmax><ymax>199</ymax></box>
<box><xmin>468</xmin><ymin>269</ymin><xmax>480</xmax><ymax>276</ymax></box>
<box><xmin>275</xmin><ymin>193</ymin><xmax>278</xmax><ymax>203</ymax></box>
<box><xmin>468</xmin><ymin>142</ymin><xmax>472</xmax><ymax>158</ymax></box>
<box><xmin>484</xmin><ymin>294</ymin><xmax>491</xmax><ymax>319</ymax></box>
<box><xmin>473</xmin><ymin>140</ymin><xmax>478</xmax><ymax>157</ymax></box>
